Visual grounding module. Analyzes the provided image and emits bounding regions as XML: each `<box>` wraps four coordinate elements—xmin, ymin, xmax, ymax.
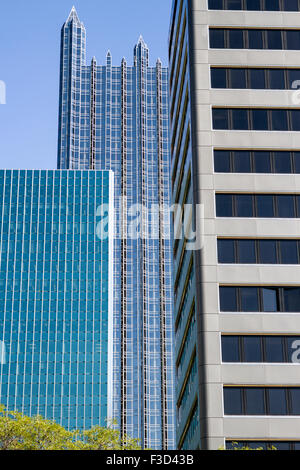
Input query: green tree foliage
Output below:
<box><xmin>0</xmin><ymin>405</ymin><xmax>140</xmax><ymax>450</ymax></box>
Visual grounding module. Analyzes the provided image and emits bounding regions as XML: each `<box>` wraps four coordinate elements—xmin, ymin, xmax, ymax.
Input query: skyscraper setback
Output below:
<box><xmin>57</xmin><ymin>7</ymin><xmax>175</xmax><ymax>450</ymax></box>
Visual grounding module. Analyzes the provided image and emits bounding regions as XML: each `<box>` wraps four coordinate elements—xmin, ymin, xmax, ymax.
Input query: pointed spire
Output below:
<box><xmin>137</xmin><ymin>35</ymin><xmax>147</xmax><ymax>48</ymax></box>
<box><xmin>106</xmin><ymin>50</ymin><xmax>112</xmax><ymax>67</ymax></box>
<box><xmin>66</xmin><ymin>6</ymin><xmax>80</xmax><ymax>24</ymax></box>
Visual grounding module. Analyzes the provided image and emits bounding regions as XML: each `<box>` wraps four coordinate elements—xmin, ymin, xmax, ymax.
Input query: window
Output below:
<box><xmin>210</xmin><ymin>28</ymin><xmax>300</xmax><ymax>50</ymax></box>
<box><xmin>253</xmin><ymin>151</ymin><xmax>271</xmax><ymax>173</ymax></box>
<box><xmin>269</xmin><ymin>69</ymin><xmax>285</xmax><ymax>89</ymax></box>
<box><xmin>280</xmin><ymin>240</ymin><xmax>298</xmax><ymax>264</ymax></box>
<box><xmin>229</xmin><ymin>29</ymin><xmax>244</xmax><ymax>49</ymax></box>
<box><xmin>245</xmin><ymin>388</ymin><xmax>265</xmax><ymax>415</ymax></box>
<box><xmin>223</xmin><ymin>388</ymin><xmax>242</xmax><ymax>415</ymax></box>
<box><xmin>214</xmin><ymin>149</ymin><xmax>300</xmax><ymax>175</ymax></box>
<box><xmin>252</xmin><ymin>110</ymin><xmax>268</xmax><ymax>131</ymax></box>
<box><xmin>237</xmin><ymin>240</ymin><xmax>256</xmax><ymax>263</ymax></box>
<box><xmin>267</xmin><ymin>30</ymin><xmax>283</xmax><ymax>50</ymax></box>
<box><xmin>234</xmin><ymin>151</ymin><xmax>251</xmax><ymax>172</ymax></box>
<box><xmin>259</xmin><ymin>240</ymin><xmax>277</xmax><ymax>264</ymax></box>
<box><xmin>218</xmin><ymin>239</ymin><xmax>235</xmax><ymax>263</ymax></box>
<box><xmin>213</xmin><ymin>109</ymin><xmax>229</xmax><ymax>129</ymax></box>
<box><xmin>248</xmin><ymin>30</ymin><xmax>263</xmax><ymax>49</ymax></box>
<box><xmin>208</xmin><ymin>0</ymin><xmax>300</xmax><ymax>10</ymax></box>
<box><xmin>213</xmin><ymin>108</ymin><xmax>300</xmax><ymax>131</ymax></box>
<box><xmin>222</xmin><ymin>335</ymin><xmax>300</xmax><ymax>363</ymax></box>
<box><xmin>214</xmin><ymin>150</ymin><xmax>231</xmax><ymax>172</ymax></box>
<box><xmin>211</xmin><ymin>68</ymin><xmax>227</xmax><ymax>88</ymax></box>
<box><xmin>220</xmin><ymin>286</ymin><xmax>300</xmax><ymax>312</ymax></box>
<box><xmin>249</xmin><ymin>68</ymin><xmax>265</xmax><ymax>88</ymax></box>
<box><xmin>224</xmin><ymin>387</ymin><xmax>300</xmax><ymax>416</ymax></box>
<box><xmin>243</xmin><ymin>336</ymin><xmax>262</xmax><ymax>362</ymax></box>
<box><xmin>219</xmin><ymin>286</ymin><xmax>238</xmax><ymax>312</ymax></box>
<box><xmin>216</xmin><ymin>194</ymin><xmax>300</xmax><ymax>218</ymax></box>
<box><xmin>211</xmin><ymin>67</ymin><xmax>300</xmax><ymax>90</ymax></box>
<box><xmin>230</xmin><ymin>68</ymin><xmax>246</xmax><ymax>88</ymax></box>
<box><xmin>209</xmin><ymin>29</ymin><xmax>225</xmax><ymax>48</ymax></box>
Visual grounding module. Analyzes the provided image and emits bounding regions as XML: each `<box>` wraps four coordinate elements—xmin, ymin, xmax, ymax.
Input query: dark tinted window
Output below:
<box><xmin>271</xmin><ymin>110</ymin><xmax>288</xmax><ymax>131</ymax></box>
<box><xmin>267</xmin><ymin>30</ymin><xmax>283</xmax><ymax>49</ymax></box>
<box><xmin>222</xmin><ymin>336</ymin><xmax>240</xmax><ymax>362</ymax></box>
<box><xmin>213</xmin><ymin>109</ymin><xmax>229</xmax><ymax>129</ymax></box>
<box><xmin>269</xmin><ymin>389</ymin><xmax>287</xmax><ymax>415</ymax></box>
<box><xmin>259</xmin><ymin>240</ymin><xmax>277</xmax><ymax>264</ymax></box>
<box><xmin>230</xmin><ymin>68</ymin><xmax>247</xmax><ymax>88</ymax></box>
<box><xmin>211</xmin><ymin>68</ymin><xmax>227</xmax><ymax>88</ymax></box>
<box><xmin>290</xmin><ymin>389</ymin><xmax>300</xmax><ymax>415</ymax></box>
<box><xmin>245</xmin><ymin>388</ymin><xmax>265</xmax><ymax>415</ymax></box>
<box><xmin>277</xmin><ymin>195</ymin><xmax>295</xmax><ymax>218</ymax></box>
<box><xmin>284</xmin><ymin>287</ymin><xmax>300</xmax><ymax>312</ymax></box>
<box><xmin>283</xmin><ymin>0</ymin><xmax>299</xmax><ymax>11</ymax></box>
<box><xmin>224</xmin><ymin>388</ymin><xmax>242</xmax><ymax>415</ymax></box>
<box><xmin>214</xmin><ymin>150</ymin><xmax>231</xmax><ymax>172</ymax></box>
<box><xmin>208</xmin><ymin>0</ymin><xmax>223</xmax><ymax>8</ymax></box>
<box><xmin>229</xmin><ymin>29</ymin><xmax>244</xmax><ymax>49</ymax></box>
<box><xmin>210</xmin><ymin>29</ymin><xmax>225</xmax><ymax>48</ymax></box>
<box><xmin>220</xmin><ymin>287</ymin><xmax>237</xmax><ymax>311</ymax></box>
<box><xmin>240</xmin><ymin>287</ymin><xmax>259</xmax><ymax>312</ymax></box>
<box><xmin>227</xmin><ymin>0</ymin><xmax>243</xmax><ymax>9</ymax></box>
<box><xmin>256</xmin><ymin>195</ymin><xmax>274</xmax><ymax>217</ymax></box>
<box><xmin>286</xmin><ymin>30</ymin><xmax>300</xmax><ymax>50</ymax></box>
<box><xmin>232</xmin><ymin>109</ymin><xmax>248</xmax><ymax>130</ymax></box>
<box><xmin>265</xmin><ymin>337</ymin><xmax>285</xmax><ymax>363</ymax></box>
<box><xmin>294</xmin><ymin>152</ymin><xmax>300</xmax><ymax>173</ymax></box>
<box><xmin>265</xmin><ymin>0</ymin><xmax>279</xmax><ymax>10</ymax></box>
<box><xmin>274</xmin><ymin>152</ymin><xmax>291</xmax><ymax>173</ymax></box>
<box><xmin>236</xmin><ymin>195</ymin><xmax>253</xmax><ymax>217</ymax></box>
<box><xmin>269</xmin><ymin>69</ymin><xmax>285</xmax><ymax>89</ymax></box>
<box><xmin>246</xmin><ymin>0</ymin><xmax>261</xmax><ymax>9</ymax></box>
<box><xmin>216</xmin><ymin>194</ymin><xmax>233</xmax><ymax>216</ymax></box>
<box><xmin>243</xmin><ymin>336</ymin><xmax>262</xmax><ymax>362</ymax></box>
<box><xmin>262</xmin><ymin>288</ymin><xmax>279</xmax><ymax>312</ymax></box>
<box><xmin>234</xmin><ymin>151</ymin><xmax>251</xmax><ymax>172</ymax></box>
<box><xmin>218</xmin><ymin>239</ymin><xmax>235</xmax><ymax>263</ymax></box>
<box><xmin>238</xmin><ymin>240</ymin><xmax>256</xmax><ymax>263</ymax></box>
<box><xmin>252</xmin><ymin>109</ymin><xmax>268</xmax><ymax>130</ymax></box>
<box><xmin>248</xmin><ymin>30</ymin><xmax>263</xmax><ymax>49</ymax></box>
<box><xmin>253</xmin><ymin>151</ymin><xmax>271</xmax><ymax>173</ymax></box>
<box><xmin>291</xmin><ymin>110</ymin><xmax>300</xmax><ymax>131</ymax></box>
<box><xmin>280</xmin><ymin>240</ymin><xmax>298</xmax><ymax>264</ymax></box>
<box><xmin>249</xmin><ymin>68</ymin><xmax>265</xmax><ymax>88</ymax></box>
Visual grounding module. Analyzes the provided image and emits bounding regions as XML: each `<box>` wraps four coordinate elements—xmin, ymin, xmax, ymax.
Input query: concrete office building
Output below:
<box><xmin>169</xmin><ymin>0</ymin><xmax>300</xmax><ymax>450</ymax></box>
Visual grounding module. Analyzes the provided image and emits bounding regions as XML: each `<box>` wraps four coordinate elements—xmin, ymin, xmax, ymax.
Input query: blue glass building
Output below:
<box><xmin>0</xmin><ymin>169</ymin><xmax>114</xmax><ymax>431</ymax></box>
<box><xmin>57</xmin><ymin>8</ymin><xmax>175</xmax><ymax>449</ymax></box>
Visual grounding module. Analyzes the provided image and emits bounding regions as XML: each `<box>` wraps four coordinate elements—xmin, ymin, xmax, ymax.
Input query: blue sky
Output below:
<box><xmin>0</xmin><ymin>0</ymin><xmax>172</xmax><ymax>170</ymax></box>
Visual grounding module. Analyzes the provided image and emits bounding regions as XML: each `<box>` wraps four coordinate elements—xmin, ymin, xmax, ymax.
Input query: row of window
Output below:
<box><xmin>220</xmin><ymin>286</ymin><xmax>300</xmax><ymax>313</ymax></box>
<box><xmin>209</xmin><ymin>0</ymin><xmax>300</xmax><ymax>11</ymax></box>
<box><xmin>222</xmin><ymin>335</ymin><xmax>300</xmax><ymax>363</ymax></box>
<box><xmin>214</xmin><ymin>150</ymin><xmax>300</xmax><ymax>174</ymax></box>
<box><xmin>218</xmin><ymin>239</ymin><xmax>300</xmax><ymax>264</ymax></box>
<box><xmin>224</xmin><ymin>387</ymin><xmax>300</xmax><ymax>415</ymax></box>
<box><xmin>216</xmin><ymin>194</ymin><xmax>300</xmax><ymax>218</ymax></box>
<box><xmin>213</xmin><ymin>108</ymin><xmax>300</xmax><ymax>131</ymax></box>
<box><xmin>210</xmin><ymin>28</ymin><xmax>300</xmax><ymax>50</ymax></box>
<box><xmin>211</xmin><ymin>67</ymin><xmax>300</xmax><ymax>90</ymax></box>
<box><xmin>226</xmin><ymin>441</ymin><xmax>300</xmax><ymax>451</ymax></box>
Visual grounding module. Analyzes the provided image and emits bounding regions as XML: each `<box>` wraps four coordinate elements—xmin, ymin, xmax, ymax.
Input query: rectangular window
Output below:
<box><xmin>249</xmin><ymin>68</ymin><xmax>265</xmax><ymax>89</ymax></box>
<box><xmin>212</xmin><ymin>109</ymin><xmax>229</xmax><ymax>130</ymax></box>
<box><xmin>248</xmin><ymin>30</ymin><xmax>264</xmax><ymax>49</ymax></box>
<box><xmin>209</xmin><ymin>29</ymin><xmax>225</xmax><ymax>48</ymax></box>
<box><xmin>230</xmin><ymin>68</ymin><xmax>247</xmax><ymax>89</ymax></box>
<box><xmin>210</xmin><ymin>28</ymin><xmax>300</xmax><ymax>50</ymax></box>
<box><xmin>214</xmin><ymin>150</ymin><xmax>231</xmax><ymax>172</ymax></box>
<box><xmin>216</xmin><ymin>194</ymin><xmax>299</xmax><ymax>218</ymax></box>
<box><xmin>211</xmin><ymin>68</ymin><xmax>227</xmax><ymax>88</ymax></box>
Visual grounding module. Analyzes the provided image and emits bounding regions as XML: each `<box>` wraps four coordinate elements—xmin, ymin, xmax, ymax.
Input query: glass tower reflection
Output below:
<box><xmin>57</xmin><ymin>8</ymin><xmax>175</xmax><ymax>449</ymax></box>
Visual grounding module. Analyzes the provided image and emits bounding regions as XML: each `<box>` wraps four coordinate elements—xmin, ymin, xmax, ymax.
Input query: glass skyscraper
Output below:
<box><xmin>57</xmin><ymin>8</ymin><xmax>175</xmax><ymax>449</ymax></box>
<box><xmin>0</xmin><ymin>169</ymin><xmax>114</xmax><ymax>431</ymax></box>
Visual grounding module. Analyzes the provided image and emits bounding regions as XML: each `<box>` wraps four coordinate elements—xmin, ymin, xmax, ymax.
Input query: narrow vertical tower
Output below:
<box><xmin>57</xmin><ymin>9</ymin><xmax>175</xmax><ymax>450</ymax></box>
<box><xmin>57</xmin><ymin>7</ymin><xmax>86</xmax><ymax>169</ymax></box>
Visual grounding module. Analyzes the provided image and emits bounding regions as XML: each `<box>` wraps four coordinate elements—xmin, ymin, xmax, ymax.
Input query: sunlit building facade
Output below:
<box><xmin>57</xmin><ymin>8</ymin><xmax>175</xmax><ymax>449</ymax></box>
<box><xmin>0</xmin><ymin>169</ymin><xmax>114</xmax><ymax>431</ymax></box>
